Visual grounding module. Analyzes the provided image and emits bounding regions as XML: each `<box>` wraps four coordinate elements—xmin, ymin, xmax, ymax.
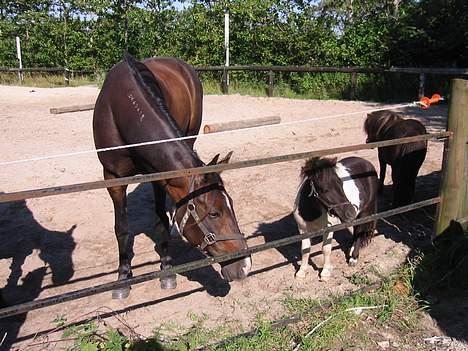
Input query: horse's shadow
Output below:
<box><xmin>0</xmin><ymin>195</ymin><xmax>76</xmax><ymax>350</ymax></box>
<box><xmin>375</xmin><ymin>170</ymin><xmax>442</xmax><ymax>248</ymax></box>
<box><xmin>126</xmin><ymin>183</ymin><xmax>231</xmax><ymax>297</ymax></box>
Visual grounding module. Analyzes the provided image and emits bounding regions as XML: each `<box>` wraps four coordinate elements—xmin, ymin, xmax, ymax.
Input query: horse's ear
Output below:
<box><xmin>217</xmin><ymin>151</ymin><xmax>233</xmax><ymax>165</ymax></box>
<box><xmin>207</xmin><ymin>154</ymin><xmax>220</xmax><ymax>166</ymax></box>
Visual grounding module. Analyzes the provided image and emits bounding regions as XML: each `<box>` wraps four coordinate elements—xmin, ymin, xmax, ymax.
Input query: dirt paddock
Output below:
<box><xmin>0</xmin><ymin>86</ymin><xmax>449</xmax><ymax>349</ymax></box>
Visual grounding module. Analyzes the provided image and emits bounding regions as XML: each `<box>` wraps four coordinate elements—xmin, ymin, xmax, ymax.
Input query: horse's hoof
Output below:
<box><xmin>112</xmin><ymin>287</ymin><xmax>130</xmax><ymax>299</ymax></box>
<box><xmin>295</xmin><ymin>269</ymin><xmax>308</xmax><ymax>279</ymax></box>
<box><xmin>319</xmin><ymin>274</ymin><xmax>331</xmax><ymax>282</ymax></box>
<box><xmin>160</xmin><ymin>275</ymin><xmax>177</xmax><ymax>290</ymax></box>
<box><xmin>348</xmin><ymin>258</ymin><xmax>358</xmax><ymax>267</ymax></box>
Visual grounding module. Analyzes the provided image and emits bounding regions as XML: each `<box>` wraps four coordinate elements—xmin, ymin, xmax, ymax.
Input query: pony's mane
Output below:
<box><xmin>301</xmin><ymin>157</ymin><xmax>338</xmax><ymax>180</ymax></box>
<box><xmin>123</xmin><ymin>53</ymin><xmax>184</xmax><ymax>139</ymax></box>
<box><xmin>364</xmin><ymin>111</ymin><xmax>404</xmax><ymax>140</ymax></box>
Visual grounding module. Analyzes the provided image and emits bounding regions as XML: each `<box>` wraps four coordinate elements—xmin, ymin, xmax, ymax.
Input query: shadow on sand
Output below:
<box><xmin>0</xmin><ymin>196</ymin><xmax>76</xmax><ymax>350</ymax></box>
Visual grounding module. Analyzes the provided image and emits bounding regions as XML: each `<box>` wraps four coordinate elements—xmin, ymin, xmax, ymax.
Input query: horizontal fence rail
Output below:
<box><xmin>2</xmin><ymin>66</ymin><xmax>467</xmax><ymax>75</ymax></box>
<box><xmin>0</xmin><ymin>197</ymin><xmax>441</xmax><ymax>319</ymax></box>
<box><xmin>0</xmin><ymin>67</ymin><xmax>94</xmax><ymax>74</ymax></box>
<box><xmin>0</xmin><ymin>132</ymin><xmax>450</xmax><ymax>204</ymax></box>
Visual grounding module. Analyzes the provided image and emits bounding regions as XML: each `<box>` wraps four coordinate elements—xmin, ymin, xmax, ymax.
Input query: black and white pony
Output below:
<box><xmin>364</xmin><ymin>111</ymin><xmax>427</xmax><ymax>207</ymax></box>
<box><xmin>293</xmin><ymin>157</ymin><xmax>378</xmax><ymax>281</ymax></box>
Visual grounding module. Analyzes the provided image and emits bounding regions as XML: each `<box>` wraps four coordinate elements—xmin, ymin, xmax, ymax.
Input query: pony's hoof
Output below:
<box><xmin>160</xmin><ymin>275</ymin><xmax>177</xmax><ymax>290</ymax></box>
<box><xmin>295</xmin><ymin>269</ymin><xmax>309</xmax><ymax>279</ymax></box>
<box><xmin>320</xmin><ymin>268</ymin><xmax>333</xmax><ymax>282</ymax></box>
<box><xmin>112</xmin><ymin>287</ymin><xmax>130</xmax><ymax>299</ymax></box>
<box><xmin>348</xmin><ymin>258</ymin><xmax>358</xmax><ymax>267</ymax></box>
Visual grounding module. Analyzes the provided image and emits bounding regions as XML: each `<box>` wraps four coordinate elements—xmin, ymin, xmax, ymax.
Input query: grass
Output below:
<box><xmin>45</xmin><ymin>264</ymin><xmax>424</xmax><ymax>351</ymax></box>
<box><xmin>0</xmin><ymin>72</ymin><xmax>101</xmax><ymax>88</ymax></box>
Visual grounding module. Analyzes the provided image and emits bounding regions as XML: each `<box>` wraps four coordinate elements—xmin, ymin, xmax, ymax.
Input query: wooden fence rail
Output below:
<box><xmin>0</xmin><ymin>197</ymin><xmax>441</xmax><ymax>319</ymax></box>
<box><xmin>194</xmin><ymin>65</ymin><xmax>468</xmax><ymax>98</ymax></box>
<box><xmin>0</xmin><ymin>132</ymin><xmax>451</xmax><ymax>204</ymax></box>
<box><xmin>1</xmin><ymin>65</ymin><xmax>467</xmax><ymax>95</ymax></box>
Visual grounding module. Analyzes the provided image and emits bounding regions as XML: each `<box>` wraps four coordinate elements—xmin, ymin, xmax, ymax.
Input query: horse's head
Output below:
<box><xmin>364</xmin><ymin>111</ymin><xmax>403</xmax><ymax>143</ymax></box>
<box><xmin>175</xmin><ymin>152</ymin><xmax>252</xmax><ymax>281</ymax></box>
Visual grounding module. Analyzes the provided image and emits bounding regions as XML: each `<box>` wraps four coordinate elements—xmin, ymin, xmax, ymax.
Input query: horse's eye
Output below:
<box><xmin>208</xmin><ymin>211</ymin><xmax>220</xmax><ymax>219</ymax></box>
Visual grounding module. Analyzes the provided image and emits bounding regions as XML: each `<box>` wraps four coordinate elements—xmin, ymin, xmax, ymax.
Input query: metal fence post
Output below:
<box><xmin>350</xmin><ymin>71</ymin><xmax>358</xmax><ymax>100</ymax></box>
<box><xmin>418</xmin><ymin>73</ymin><xmax>425</xmax><ymax>98</ymax></box>
<box><xmin>64</xmin><ymin>68</ymin><xmax>70</xmax><ymax>86</ymax></box>
<box><xmin>435</xmin><ymin>79</ymin><xmax>468</xmax><ymax>236</ymax></box>
<box><xmin>268</xmin><ymin>70</ymin><xmax>274</xmax><ymax>97</ymax></box>
<box><xmin>222</xmin><ymin>67</ymin><xmax>228</xmax><ymax>94</ymax></box>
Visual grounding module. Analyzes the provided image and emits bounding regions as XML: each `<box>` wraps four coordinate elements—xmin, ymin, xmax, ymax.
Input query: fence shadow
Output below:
<box><xmin>253</xmin><ymin>212</ymin><xmax>357</xmax><ymax>276</ymax></box>
<box><xmin>0</xmin><ymin>196</ymin><xmax>76</xmax><ymax>350</ymax></box>
<box><xmin>126</xmin><ymin>183</ymin><xmax>230</xmax><ymax>297</ymax></box>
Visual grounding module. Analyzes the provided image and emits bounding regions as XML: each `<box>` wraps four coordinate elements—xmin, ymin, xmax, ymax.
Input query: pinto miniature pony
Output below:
<box><xmin>293</xmin><ymin>157</ymin><xmax>378</xmax><ymax>281</ymax></box>
<box><xmin>364</xmin><ymin>111</ymin><xmax>427</xmax><ymax>207</ymax></box>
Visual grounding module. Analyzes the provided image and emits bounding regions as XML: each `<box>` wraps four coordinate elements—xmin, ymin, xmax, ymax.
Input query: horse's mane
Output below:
<box><xmin>364</xmin><ymin>111</ymin><xmax>403</xmax><ymax>140</ymax></box>
<box><xmin>123</xmin><ymin>53</ymin><xmax>184</xmax><ymax>139</ymax></box>
<box><xmin>301</xmin><ymin>157</ymin><xmax>338</xmax><ymax>182</ymax></box>
<box><xmin>123</xmin><ymin>53</ymin><xmax>207</xmax><ymax>167</ymax></box>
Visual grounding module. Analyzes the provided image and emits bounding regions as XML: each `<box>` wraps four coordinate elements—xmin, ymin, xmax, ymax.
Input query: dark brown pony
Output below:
<box><xmin>364</xmin><ymin>111</ymin><xmax>427</xmax><ymax>207</ymax></box>
<box><xmin>93</xmin><ymin>54</ymin><xmax>251</xmax><ymax>299</ymax></box>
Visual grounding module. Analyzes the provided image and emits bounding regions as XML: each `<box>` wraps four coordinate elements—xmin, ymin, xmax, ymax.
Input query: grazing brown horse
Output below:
<box><xmin>293</xmin><ymin>157</ymin><xmax>378</xmax><ymax>281</ymax></box>
<box><xmin>364</xmin><ymin>111</ymin><xmax>427</xmax><ymax>207</ymax></box>
<box><xmin>93</xmin><ymin>54</ymin><xmax>251</xmax><ymax>299</ymax></box>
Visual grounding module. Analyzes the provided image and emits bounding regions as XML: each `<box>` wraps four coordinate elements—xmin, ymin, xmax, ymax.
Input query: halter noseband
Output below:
<box><xmin>175</xmin><ymin>182</ymin><xmax>245</xmax><ymax>251</ymax></box>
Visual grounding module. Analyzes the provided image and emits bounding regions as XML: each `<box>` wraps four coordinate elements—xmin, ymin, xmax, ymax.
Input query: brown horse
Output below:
<box><xmin>93</xmin><ymin>54</ymin><xmax>251</xmax><ymax>299</ymax></box>
<box><xmin>364</xmin><ymin>111</ymin><xmax>427</xmax><ymax>207</ymax></box>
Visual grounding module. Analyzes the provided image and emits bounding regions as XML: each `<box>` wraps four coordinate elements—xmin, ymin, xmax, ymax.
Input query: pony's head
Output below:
<box><xmin>175</xmin><ymin>152</ymin><xmax>251</xmax><ymax>281</ymax></box>
<box><xmin>364</xmin><ymin>111</ymin><xmax>403</xmax><ymax>143</ymax></box>
<box><xmin>302</xmin><ymin>157</ymin><xmax>357</xmax><ymax>222</ymax></box>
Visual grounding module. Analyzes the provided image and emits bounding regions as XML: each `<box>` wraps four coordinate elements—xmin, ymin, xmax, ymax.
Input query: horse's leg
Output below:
<box><xmin>349</xmin><ymin>226</ymin><xmax>374</xmax><ymax>267</ymax></box>
<box><xmin>378</xmin><ymin>155</ymin><xmax>386</xmax><ymax>195</ymax></box>
<box><xmin>391</xmin><ymin>164</ymin><xmax>402</xmax><ymax>207</ymax></box>
<box><xmin>152</xmin><ymin>182</ymin><xmax>177</xmax><ymax>290</ymax></box>
<box><xmin>106</xmin><ymin>178</ymin><xmax>132</xmax><ymax>299</ymax></box>
<box><xmin>320</xmin><ymin>231</ymin><xmax>334</xmax><ymax>281</ymax></box>
<box><xmin>295</xmin><ymin>237</ymin><xmax>312</xmax><ymax>279</ymax></box>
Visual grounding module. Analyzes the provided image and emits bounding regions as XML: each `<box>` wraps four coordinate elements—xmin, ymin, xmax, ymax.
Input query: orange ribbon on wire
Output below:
<box><xmin>419</xmin><ymin>94</ymin><xmax>443</xmax><ymax>109</ymax></box>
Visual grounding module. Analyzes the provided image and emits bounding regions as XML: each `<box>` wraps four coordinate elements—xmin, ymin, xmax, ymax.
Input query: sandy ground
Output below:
<box><xmin>0</xmin><ymin>85</ymin><xmax>453</xmax><ymax>349</ymax></box>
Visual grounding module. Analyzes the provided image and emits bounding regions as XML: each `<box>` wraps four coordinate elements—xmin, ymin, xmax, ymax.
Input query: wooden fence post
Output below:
<box><xmin>435</xmin><ymin>79</ymin><xmax>468</xmax><ymax>236</ymax></box>
<box><xmin>268</xmin><ymin>70</ymin><xmax>274</xmax><ymax>97</ymax></box>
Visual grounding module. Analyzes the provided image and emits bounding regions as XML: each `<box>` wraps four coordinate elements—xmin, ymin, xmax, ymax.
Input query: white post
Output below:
<box><xmin>224</xmin><ymin>11</ymin><xmax>229</xmax><ymax>86</ymax></box>
<box><xmin>15</xmin><ymin>36</ymin><xmax>23</xmax><ymax>82</ymax></box>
